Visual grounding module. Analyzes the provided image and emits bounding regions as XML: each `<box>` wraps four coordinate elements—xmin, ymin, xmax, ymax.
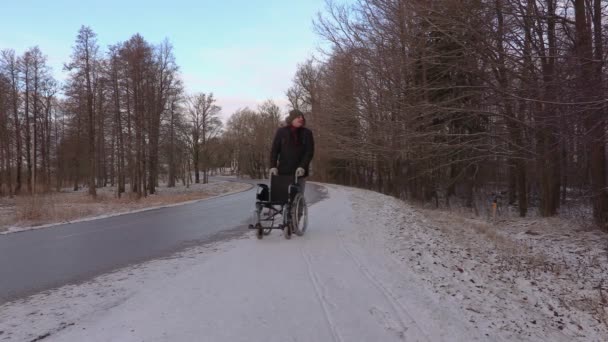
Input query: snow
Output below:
<box><xmin>352</xmin><ymin>189</ymin><xmax>608</xmax><ymax>341</ymax></box>
<box><xmin>1</xmin><ymin>184</ymin><xmax>606</xmax><ymax>341</ymax></box>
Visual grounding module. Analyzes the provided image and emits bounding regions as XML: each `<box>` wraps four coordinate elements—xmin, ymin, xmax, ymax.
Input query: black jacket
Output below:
<box><xmin>270</xmin><ymin>126</ymin><xmax>315</xmax><ymax>177</ymax></box>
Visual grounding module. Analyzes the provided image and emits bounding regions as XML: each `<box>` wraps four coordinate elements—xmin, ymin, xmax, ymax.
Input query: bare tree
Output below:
<box><xmin>1</xmin><ymin>28</ymin><xmax>191</xmax><ymax>201</ymax></box>
<box><xmin>273</xmin><ymin>0</ymin><xmax>608</xmax><ymax>228</ymax></box>
<box><xmin>224</xmin><ymin>102</ymin><xmax>281</xmax><ymax>179</ymax></box>
<box><xmin>0</xmin><ymin>50</ymin><xmax>21</xmax><ymax>195</ymax></box>
<box><xmin>148</xmin><ymin>39</ymin><xmax>179</xmax><ymax>194</ymax></box>
<box><xmin>0</xmin><ymin>74</ymin><xmax>10</xmax><ymax>196</ymax></box>
<box><xmin>65</xmin><ymin>26</ymin><xmax>100</xmax><ymax>197</ymax></box>
<box><xmin>574</xmin><ymin>0</ymin><xmax>608</xmax><ymax>227</ymax></box>
<box><xmin>187</xmin><ymin>93</ymin><xmax>222</xmax><ymax>184</ymax></box>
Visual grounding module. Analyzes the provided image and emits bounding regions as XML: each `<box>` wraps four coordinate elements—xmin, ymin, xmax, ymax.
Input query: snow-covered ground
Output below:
<box><xmin>353</xmin><ymin>189</ymin><xmax>608</xmax><ymax>341</ymax></box>
<box><xmin>1</xmin><ymin>185</ymin><xmax>606</xmax><ymax>341</ymax></box>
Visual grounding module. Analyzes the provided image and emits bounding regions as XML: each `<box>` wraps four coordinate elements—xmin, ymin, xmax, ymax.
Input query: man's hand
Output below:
<box><xmin>269</xmin><ymin>168</ymin><xmax>278</xmax><ymax>176</ymax></box>
<box><xmin>296</xmin><ymin>167</ymin><xmax>305</xmax><ymax>177</ymax></box>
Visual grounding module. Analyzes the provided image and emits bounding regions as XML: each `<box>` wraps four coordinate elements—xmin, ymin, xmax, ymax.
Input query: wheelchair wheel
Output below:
<box><xmin>255</xmin><ymin>223</ymin><xmax>264</xmax><ymax>239</ymax></box>
<box><xmin>253</xmin><ymin>205</ymin><xmax>264</xmax><ymax>239</ymax></box>
<box><xmin>291</xmin><ymin>193</ymin><xmax>308</xmax><ymax>236</ymax></box>
<box><xmin>257</xmin><ymin>207</ymin><xmax>272</xmax><ymax>236</ymax></box>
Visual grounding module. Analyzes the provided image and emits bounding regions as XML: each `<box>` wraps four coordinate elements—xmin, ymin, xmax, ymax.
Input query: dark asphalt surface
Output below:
<box><xmin>0</xmin><ymin>178</ymin><xmax>326</xmax><ymax>304</ymax></box>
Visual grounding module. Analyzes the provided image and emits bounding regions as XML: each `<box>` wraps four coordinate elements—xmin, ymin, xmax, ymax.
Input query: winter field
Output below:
<box><xmin>0</xmin><ymin>180</ymin><xmax>251</xmax><ymax>234</ymax></box>
<box><xmin>0</xmin><ymin>184</ymin><xmax>606</xmax><ymax>341</ymax></box>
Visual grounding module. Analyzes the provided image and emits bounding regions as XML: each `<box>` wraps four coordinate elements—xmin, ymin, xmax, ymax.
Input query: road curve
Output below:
<box><xmin>0</xmin><ymin>178</ymin><xmax>326</xmax><ymax>304</ymax></box>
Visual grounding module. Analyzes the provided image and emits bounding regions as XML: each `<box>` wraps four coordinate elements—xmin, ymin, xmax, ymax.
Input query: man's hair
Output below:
<box><xmin>286</xmin><ymin>109</ymin><xmax>306</xmax><ymax>125</ymax></box>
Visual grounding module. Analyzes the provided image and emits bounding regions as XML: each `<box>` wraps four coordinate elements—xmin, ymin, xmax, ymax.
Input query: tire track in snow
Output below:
<box><xmin>335</xmin><ymin>229</ymin><xmax>431</xmax><ymax>342</ymax></box>
<box><xmin>301</xmin><ymin>248</ymin><xmax>344</xmax><ymax>342</ymax></box>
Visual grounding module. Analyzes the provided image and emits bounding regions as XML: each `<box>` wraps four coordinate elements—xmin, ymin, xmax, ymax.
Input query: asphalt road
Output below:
<box><xmin>0</xmin><ymin>178</ymin><xmax>326</xmax><ymax>304</ymax></box>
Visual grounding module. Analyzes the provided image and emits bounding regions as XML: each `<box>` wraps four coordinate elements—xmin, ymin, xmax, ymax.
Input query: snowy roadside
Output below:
<box><xmin>0</xmin><ymin>181</ymin><xmax>252</xmax><ymax>235</ymax></box>
<box><xmin>0</xmin><ymin>184</ymin><xmax>605</xmax><ymax>341</ymax></box>
<box><xmin>349</xmin><ymin>189</ymin><xmax>608</xmax><ymax>341</ymax></box>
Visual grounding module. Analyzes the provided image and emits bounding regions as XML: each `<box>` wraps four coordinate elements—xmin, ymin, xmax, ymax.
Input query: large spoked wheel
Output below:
<box><xmin>291</xmin><ymin>193</ymin><xmax>308</xmax><ymax>236</ymax></box>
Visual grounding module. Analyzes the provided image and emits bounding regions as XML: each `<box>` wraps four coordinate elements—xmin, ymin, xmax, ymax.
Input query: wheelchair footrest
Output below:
<box><xmin>248</xmin><ymin>224</ymin><xmax>286</xmax><ymax>230</ymax></box>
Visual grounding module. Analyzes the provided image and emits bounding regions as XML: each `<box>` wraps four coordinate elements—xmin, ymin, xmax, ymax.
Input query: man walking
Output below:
<box><xmin>269</xmin><ymin>109</ymin><xmax>315</xmax><ymax>193</ymax></box>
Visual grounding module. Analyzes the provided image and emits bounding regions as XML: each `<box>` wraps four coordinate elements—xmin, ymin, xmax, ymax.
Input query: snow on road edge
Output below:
<box><xmin>1</xmin><ymin>182</ymin><xmax>253</xmax><ymax>235</ymax></box>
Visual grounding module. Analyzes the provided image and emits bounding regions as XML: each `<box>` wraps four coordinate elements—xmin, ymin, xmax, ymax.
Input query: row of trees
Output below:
<box><xmin>283</xmin><ymin>0</ymin><xmax>608</xmax><ymax>228</ymax></box>
<box><xmin>0</xmin><ymin>26</ymin><xmax>227</xmax><ymax>198</ymax></box>
<box><xmin>224</xmin><ymin>101</ymin><xmax>282</xmax><ymax>179</ymax></box>
<box><xmin>0</xmin><ymin>48</ymin><xmax>57</xmax><ymax>196</ymax></box>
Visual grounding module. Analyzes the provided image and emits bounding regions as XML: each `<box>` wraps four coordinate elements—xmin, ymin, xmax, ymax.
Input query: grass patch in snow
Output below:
<box><xmin>0</xmin><ymin>181</ymin><xmax>251</xmax><ymax>232</ymax></box>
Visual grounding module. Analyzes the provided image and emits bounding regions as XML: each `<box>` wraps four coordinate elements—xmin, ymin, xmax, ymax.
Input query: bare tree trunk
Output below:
<box><xmin>110</xmin><ymin>115</ymin><xmax>116</xmax><ymax>188</ymax></box>
<box><xmin>148</xmin><ymin>92</ymin><xmax>160</xmax><ymax>194</ymax></box>
<box><xmin>576</xmin><ymin>0</ymin><xmax>608</xmax><ymax>228</ymax></box>
<box><xmin>6</xmin><ymin>115</ymin><xmax>13</xmax><ymax>197</ymax></box>
<box><xmin>111</xmin><ymin>57</ymin><xmax>125</xmax><ymax>195</ymax></box>
<box><xmin>42</xmin><ymin>95</ymin><xmax>53</xmax><ymax>192</ymax></box>
<box><xmin>96</xmin><ymin>80</ymin><xmax>105</xmax><ymax>188</ymax></box>
<box><xmin>23</xmin><ymin>57</ymin><xmax>32</xmax><ymax>194</ymax></box>
<box><xmin>193</xmin><ymin>141</ymin><xmax>200</xmax><ymax>184</ymax></box>
<box><xmin>73</xmin><ymin>108</ymin><xmax>81</xmax><ymax>191</ymax></box>
<box><xmin>54</xmin><ymin>104</ymin><xmax>61</xmax><ymax>192</ymax></box>
<box><xmin>495</xmin><ymin>0</ymin><xmax>527</xmax><ymax>216</ymax></box>
<box><xmin>1</xmin><ymin>86</ymin><xmax>13</xmax><ymax>197</ymax></box>
<box><xmin>135</xmin><ymin>81</ymin><xmax>142</xmax><ymax>198</ymax></box>
<box><xmin>9</xmin><ymin>55</ymin><xmax>22</xmax><ymax>194</ymax></box>
<box><xmin>126</xmin><ymin>79</ymin><xmax>135</xmax><ymax>194</ymax></box>
<box><xmin>85</xmin><ymin>40</ymin><xmax>96</xmax><ymax>198</ymax></box>
<box><xmin>168</xmin><ymin>99</ymin><xmax>176</xmax><ymax>187</ymax></box>
<box><xmin>148</xmin><ymin>44</ymin><xmax>172</xmax><ymax>194</ymax></box>
<box><xmin>32</xmin><ymin>56</ymin><xmax>39</xmax><ymax>194</ymax></box>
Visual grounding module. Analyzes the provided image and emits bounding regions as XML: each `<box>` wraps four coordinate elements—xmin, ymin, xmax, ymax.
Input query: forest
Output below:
<box><xmin>1</xmin><ymin>0</ymin><xmax>608</xmax><ymax>229</ymax></box>
<box><xmin>285</xmin><ymin>0</ymin><xmax>608</xmax><ymax>228</ymax></box>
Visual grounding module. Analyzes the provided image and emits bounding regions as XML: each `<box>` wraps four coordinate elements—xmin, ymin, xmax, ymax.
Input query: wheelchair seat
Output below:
<box><xmin>269</xmin><ymin>175</ymin><xmax>294</xmax><ymax>204</ymax></box>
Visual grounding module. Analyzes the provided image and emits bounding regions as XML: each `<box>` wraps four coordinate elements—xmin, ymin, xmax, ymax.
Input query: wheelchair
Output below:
<box><xmin>248</xmin><ymin>174</ymin><xmax>308</xmax><ymax>239</ymax></box>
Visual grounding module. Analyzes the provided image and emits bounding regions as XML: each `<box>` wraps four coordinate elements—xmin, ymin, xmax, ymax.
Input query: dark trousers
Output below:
<box><xmin>298</xmin><ymin>178</ymin><xmax>306</xmax><ymax>196</ymax></box>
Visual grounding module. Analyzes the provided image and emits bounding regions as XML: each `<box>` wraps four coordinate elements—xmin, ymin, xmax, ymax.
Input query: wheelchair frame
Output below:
<box><xmin>248</xmin><ymin>174</ymin><xmax>308</xmax><ymax>240</ymax></box>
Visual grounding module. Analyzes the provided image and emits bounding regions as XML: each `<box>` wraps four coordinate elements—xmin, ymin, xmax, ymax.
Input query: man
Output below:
<box><xmin>269</xmin><ymin>109</ymin><xmax>315</xmax><ymax>194</ymax></box>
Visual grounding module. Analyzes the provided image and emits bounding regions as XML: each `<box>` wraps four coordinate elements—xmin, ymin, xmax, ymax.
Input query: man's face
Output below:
<box><xmin>292</xmin><ymin>116</ymin><xmax>304</xmax><ymax>128</ymax></box>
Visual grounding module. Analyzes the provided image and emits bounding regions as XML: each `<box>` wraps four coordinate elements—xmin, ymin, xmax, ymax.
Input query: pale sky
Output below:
<box><xmin>0</xmin><ymin>0</ymin><xmax>340</xmax><ymax>120</ymax></box>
